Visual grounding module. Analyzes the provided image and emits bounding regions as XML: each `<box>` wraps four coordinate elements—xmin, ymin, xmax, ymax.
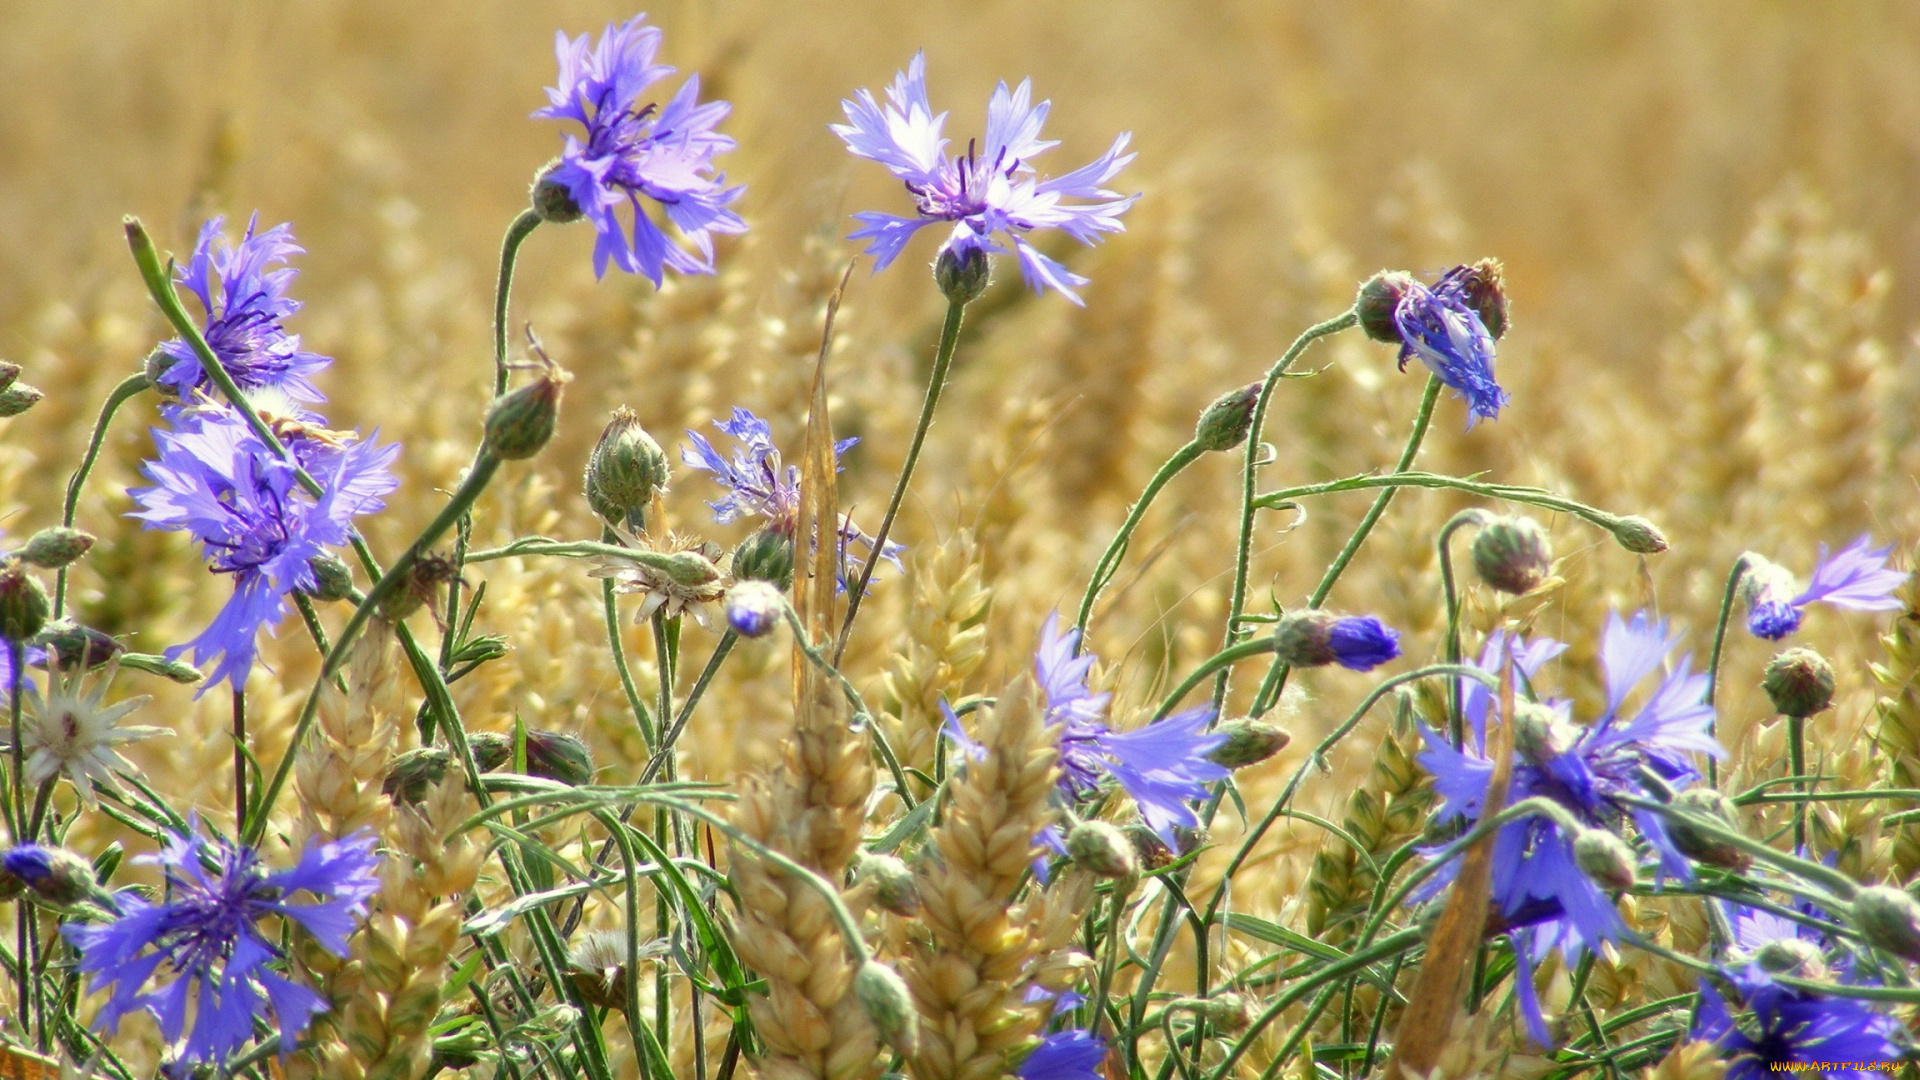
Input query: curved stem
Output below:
<box><xmin>55</xmin><ymin>372</ymin><xmax>150</xmax><ymax>617</ymax></box>
<box><xmin>494</xmin><ymin>210</ymin><xmax>542</xmax><ymax>398</ymax></box>
<box><xmin>1075</xmin><ymin>440</ymin><xmax>1206</xmax><ymax>641</ymax></box>
<box><xmin>1438</xmin><ymin>509</ymin><xmax>1491</xmax><ymax>748</ymax></box>
<box><xmin>836</xmin><ymin>297</ymin><xmax>968</xmax><ymax>661</ymax></box>
<box><xmin>231</xmin><ymin>687</ymin><xmax>247</xmax><ymax>833</ymax></box>
<box><xmin>1151</xmin><ymin>636</ymin><xmax>1278</xmax><ymax>721</ymax></box>
<box><xmin>1704</xmin><ymin>555</ymin><xmax>1753</xmax><ymax>788</ymax></box>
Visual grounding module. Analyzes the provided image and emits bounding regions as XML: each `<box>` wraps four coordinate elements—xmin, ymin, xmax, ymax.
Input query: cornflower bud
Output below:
<box><xmin>1511</xmin><ymin>701</ymin><xmax>1574</xmax><ymax>768</ymax></box>
<box><xmin>485</xmin><ymin>349</ymin><xmax>571</xmax><ymax>461</ymax></box>
<box><xmin>18</xmin><ymin>527</ymin><xmax>94</xmax><ymax>570</ymax></box>
<box><xmin>1273</xmin><ymin>609</ymin><xmax>1401</xmax><ymax>672</ymax></box>
<box><xmin>305</xmin><ymin>551</ymin><xmax>356</xmax><ymax>602</ymax></box>
<box><xmin>1851</xmin><ymin>886</ymin><xmax>1920</xmax><ymax>963</ymax></box>
<box><xmin>1195</xmin><ymin>993</ymin><xmax>1253</xmax><ymax>1035</ymax></box>
<box><xmin>853</xmin><ymin>960</ymin><xmax>920</xmax><ymax>1057</ymax></box>
<box><xmin>0</xmin><ymin>362</ymin><xmax>20</xmax><ymax>392</ymax></box>
<box><xmin>1193</xmin><ymin>384</ymin><xmax>1261</xmax><ymax>453</ymax></box>
<box><xmin>531</xmin><ymin>159</ymin><xmax>587</xmax><ymax>224</ymax></box>
<box><xmin>0</xmin><ymin>562</ymin><xmax>50</xmax><ymax>642</ymax></box>
<box><xmin>1067</xmin><ymin>820</ymin><xmax>1140</xmax><ymax>883</ymax></box>
<box><xmin>731</xmin><ymin>527</ymin><xmax>795</xmax><ymax>589</ymax></box>
<box><xmin>1470</xmin><ymin>516</ymin><xmax>1552</xmax><ymax>595</ymax></box>
<box><xmin>32</xmin><ymin>620</ymin><xmax>122</xmax><ymax>670</ymax></box>
<box><xmin>464</xmin><ymin>732</ymin><xmax>519</xmax><ymax>773</ymax></box>
<box><xmin>1610</xmin><ymin>516</ymin><xmax>1669</xmax><ymax>555</ymax></box>
<box><xmin>382</xmin><ymin>747</ymin><xmax>452</xmax><ymax>805</ymax></box>
<box><xmin>1205</xmin><ymin>720</ymin><xmax>1291</xmax><ymax>769</ymax></box>
<box><xmin>1666</xmin><ymin>788</ymin><xmax>1751</xmax><ymax>872</ymax></box>
<box><xmin>585</xmin><ymin>407</ymin><xmax>670</xmax><ymax>529</ymax></box>
<box><xmin>934</xmin><ymin>245</ymin><xmax>991</xmax><ymax>305</ymax></box>
<box><xmin>1763</xmin><ymin>648</ymin><xmax>1835</xmax><ymax>719</ymax></box>
<box><xmin>724</xmin><ymin>580</ymin><xmax>784</xmax><ymax>639</ymax></box>
<box><xmin>1571</xmin><ymin>828</ymin><xmax>1637</xmax><ymax>890</ymax></box>
<box><xmin>1125</xmin><ymin>824</ymin><xmax>1174</xmax><ymax>873</ymax></box>
<box><xmin>853</xmin><ymin>852</ymin><xmax>920</xmax><ymax>917</ymax></box>
<box><xmin>0</xmin><ymin>384</ymin><xmax>44</xmax><ymax>419</ymax></box>
<box><xmin>378</xmin><ymin>552</ymin><xmax>462</xmax><ymax>622</ymax></box>
<box><xmin>3</xmin><ymin>845</ymin><xmax>105</xmax><ymax>908</ymax></box>
<box><xmin>523</xmin><ymin>730</ymin><xmax>595</xmax><ymax>786</ymax></box>
<box><xmin>1753</xmin><ymin>937</ymin><xmax>1828</xmax><ymax>981</ymax></box>
<box><xmin>1454</xmin><ymin>258</ymin><xmax>1510</xmax><ymax>340</ymax></box>
<box><xmin>1355</xmin><ymin>271</ymin><xmax>1416</xmax><ymax>344</ymax></box>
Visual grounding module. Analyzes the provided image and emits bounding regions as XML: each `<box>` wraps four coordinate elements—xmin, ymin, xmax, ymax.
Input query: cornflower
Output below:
<box><xmin>1741</xmin><ymin>534</ymin><xmax>1907</xmax><ymax>640</ymax></box>
<box><xmin>63</xmin><ymin>824</ymin><xmax>380</xmax><ymax>1070</ymax></box>
<box><xmin>680</xmin><ymin>406</ymin><xmax>901</xmax><ymax>588</ymax></box>
<box><xmin>533</xmin><ymin>14</ymin><xmax>746</xmax><ymax>283</ymax></box>
<box><xmin>129</xmin><ymin>404</ymin><xmax>399</xmax><ymax>691</ymax></box>
<box><xmin>1016</xmin><ymin>1029</ymin><xmax>1107</xmax><ymax>1080</ymax></box>
<box><xmin>834</xmin><ymin>52</ymin><xmax>1138</xmax><ymax>304</ymax></box>
<box><xmin>152</xmin><ymin>215</ymin><xmax>331</xmax><ymax>407</ymax></box>
<box><xmin>1393</xmin><ymin>266</ymin><xmax>1509</xmax><ymax>427</ymax></box>
<box><xmin>1417</xmin><ymin>612</ymin><xmax>1724</xmax><ymax>1044</ymax></box>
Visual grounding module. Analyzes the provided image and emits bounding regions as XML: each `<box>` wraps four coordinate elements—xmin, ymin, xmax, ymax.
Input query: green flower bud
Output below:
<box><xmin>465</xmin><ymin>732</ymin><xmax>519</xmax><ymax>773</ymax></box>
<box><xmin>484</xmin><ymin>361</ymin><xmax>570</xmax><ymax>461</ymax></box>
<box><xmin>1511</xmin><ymin>701</ymin><xmax>1574</xmax><ymax>768</ymax></box>
<box><xmin>853</xmin><ymin>961</ymin><xmax>920</xmax><ymax>1057</ymax></box>
<box><xmin>1753</xmin><ymin>937</ymin><xmax>1827</xmax><ymax>981</ymax></box>
<box><xmin>0</xmin><ymin>563</ymin><xmax>50</xmax><ymax>642</ymax></box>
<box><xmin>1195</xmin><ymin>992</ymin><xmax>1253</xmax><ymax>1035</ymax></box>
<box><xmin>448</xmin><ymin>633</ymin><xmax>511</xmax><ymax>669</ymax></box>
<box><xmin>5</xmin><ymin>845</ymin><xmax>107</xmax><ymax>909</ymax></box>
<box><xmin>0</xmin><ymin>384</ymin><xmax>44</xmax><ymax>419</ymax></box>
<box><xmin>18</xmin><ymin>527</ymin><xmax>94</xmax><ymax>570</ymax></box>
<box><xmin>1067</xmin><ymin>820</ymin><xmax>1140</xmax><ymax>883</ymax></box>
<box><xmin>32</xmin><ymin>620</ymin><xmax>122</xmax><ymax>670</ymax></box>
<box><xmin>1470</xmin><ymin>516</ymin><xmax>1552</xmax><ymax>595</ymax></box>
<box><xmin>524</xmin><ymin>730</ymin><xmax>596</xmax><ymax>787</ymax></box>
<box><xmin>143</xmin><ymin>348</ymin><xmax>177</xmax><ymax>392</ymax></box>
<box><xmin>1455</xmin><ymin>258</ymin><xmax>1510</xmax><ymax>340</ymax></box>
<box><xmin>531</xmin><ymin>160</ymin><xmax>586</xmax><ymax>224</ymax></box>
<box><xmin>1570</xmin><ymin>828</ymin><xmax>1637</xmax><ymax>890</ymax></box>
<box><xmin>731</xmin><ymin>528</ymin><xmax>795</xmax><ymax>590</ymax></box>
<box><xmin>1763</xmin><ymin>648</ymin><xmax>1835</xmax><ymax>719</ymax></box>
<box><xmin>305</xmin><ymin>551</ymin><xmax>356</xmax><ymax>603</ymax></box>
<box><xmin>1852</xmin><ymin>885</ymin><xmax>1920</xmax><ymax>963</ymax></box>
<box><xmin>1666</xmin><ymin>788</ymin><xmax>1751</xmax><ymax>872</ymax></box>
<box><xmin>854</xmin><ymin>852</ymin><xmax>920</xmax><ymax>917</ymax></box>
<box><xmin>585</xmin><ymin>407</ymin><xmax>670</xmax><ymax>529</ymax></box>
<box><xmin>0</xmin><ymin>362</ymin><xmax>21</xmax><ymax>392</ymax></box>
<box><xmin>383</xmin><ymin>747</ymin><xmax>453</xmax><ymax>804</ymax></box>
<box><xmin>1205</xmin><ymin>720</ymin><xmax>1291</xmax><ymax>769</ymax></box>
<box><xmin>1355</xmin><ymin>271</ymin><xmax>1415</xmax><ymax>344</ymax></box>
<box><xmin>934</xmin><ymin>245</ymin><xmax>991</xmax><ymax>305</ymax></box>
<box><xmin>1194</xmin><ymin>383</ymin><xmax>1262</xmax><ymax>453</ymax></box>
<box><xmin>1610</xmin><ymin>516</ymin><xmax>1669</xmax><ymax>555</ymax></box>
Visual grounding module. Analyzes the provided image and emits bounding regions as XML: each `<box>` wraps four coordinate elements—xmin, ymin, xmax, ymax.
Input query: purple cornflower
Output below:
<box><xmin>1275</xmin><ymin>609</ymin><xmax>1402</xmax><ymax>672</ymax></box>
<box><xmin>1694</xmin><ymin>963</ymin><xmax>1901</xmax><ymax>1078</ymax></box>
<box><xmin>1742</xmin><ymin>535</ymin><xmax>1907</xmax><ymax>640</ymax></box>
<box><xmin>534</xmin><ymin>15</ymin><xmax>746</xmax><ymax>283</ymax></box>
<box><xmin>833</xmin><ymin>52</ymin><xmax>1138</xmax><ymax>304</ymax></box>
<box><xmin>1016</xmin><ymin>1029</ymin><xmax>1107</xmax><ymax>1080</ymax></box>
<box><xmin>1417</xmin><ymin>612</ymin><xmax>1724</xmax><ymax>1041</ymax></box>
<box><xmin>680</xmin><ymin>407</ymin><xmax>902</xmax><ymax>587</ymax></box>
<box><xmin>154</xmin><ymin>215</ymin><xmax>332</xmax><ymax>407</ymax></box>
<box><xmin>62</xmin><ymin>824</ymin><xmax>380</xmax><ymax>1070</ymax></box>
<box><xmin>130</xmin><ymin>405</ymin><xmax>399</xmax><ymax>691</ymax></box>
<box><xmin>1393</xmin><ymin>268</ymin><xmax>1508</xmax><ymax>428</ymax></box>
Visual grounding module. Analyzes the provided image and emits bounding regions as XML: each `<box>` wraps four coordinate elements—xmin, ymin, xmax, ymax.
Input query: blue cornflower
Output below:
<box><xmin>130</xmin><ymin>405</ymin><xmax>399</xmax><ymax>691</ymax></box>
<box><xmin>534</xmin><ymin>15</ymin><xmax>746</xmax><ymax>283</ymax></box>
<box><xmin>833</xmin><ymin>52</ymin><xmax>1138</xmax><ymax>304</ymax></box>
<box><xmin>1742</xmin><ymin>535</ymin><xmax>1907</xmax><ymax>640</ymax></box>
<box><xmin>680</xmin><ymin>407</ymin><xmax>901</xmax><ymax>587</ymax></box>
<box><xmin>1393</xmin><ymin>267</ymin><xmax>1508</xmax><ymax>428</ymax></box>
<box><xmin>1016</xmin><ymin>1029</ymin><xmax>1107</xmax><ymax>1080</ymax></box>
<box><xmin>1416</xmin><ymin>612</ymin><xmax>1724</xmax><ymax>1041</ymax></box>
<box><xmin>62</xmin><ymin>824</ymin><xmax>380</xmax><ymax>1071</ymax></box>
<box><xmin>1274</xmin><ymin>609</ymin><xmax>1403</xmax><ymax>672</ymax></box>
<box><xmin>1694</xmin><ymin>963</ymin><xmax>1901</xmax><ymax>1078</ymax></box>
<box><xmin>154</xmin><ymin>215</ymin><xmax>332</xmax><ymax>407</ymax></box>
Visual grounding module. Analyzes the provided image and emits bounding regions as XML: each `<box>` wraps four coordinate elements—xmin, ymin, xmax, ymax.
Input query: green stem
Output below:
<box><xmin>55</xmin><ymin>372</ymin><xmax>150</xmax><ymax>617</ymax></box>
<box><xmin>1074</xmin><ymin>440</ymin><xmax>1206</xmax><ymax>640</ymax></box>
<box><xmin>1215</xmin><ymin>310</ymin><xmax>1357</xmax><ymax>713</ymax></box>
<box><xmin>1151</xmin><ymin>636</ymin><xmax>1278</xmax><ymax>721</ymax></box>
<box><xmin>1788</xmin><ymin>713</ymin><xmax>1808</xmax><ymax>852</ymax></box>
<box><xmin>495</xmin><ymin>210</ymin><xmax>542</xmax><ymax>398</ymax></box>
<box><xmin>1437</xmin><ymin>509</ymin><xmax>1491</xmax><ymax>748</ymax></box>
<box><xmin>835</xmin><ymin>297</ymin><xmax>968</xmax><ymax>662</ymax></box>
<box><xmin>602</xmin><ymin>527</ymin><xmax>658</xmax><ymax>751</ymax></box>
<box><xmin>1704</xmin><ymin>555</ymin><xmax>1753</xmax><ymax>788</ymax></box>
<box><xmin>642</xmin><ymin>633</ymin><xmax>736</xmax><ymax>785</ymax></box>
<box><xmin>1205</xmin><ymin>927</ymin><xmax>1423</xmax><ymax>1080</ymax></box>
<box><xmin>232</xmin><ymin>687</ymin><xmax>247</xmax><ymax>833</ymax></box>
<box><xmin>1252</xmin><ymin>471</ymin><xmax>1635</xmax><ymax>533</ymax></box>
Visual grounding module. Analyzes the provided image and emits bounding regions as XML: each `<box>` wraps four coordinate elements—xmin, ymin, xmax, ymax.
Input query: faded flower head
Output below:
<box><xmin>587</xmin><ymin>528</ymin><xmax>727</xmax><ymax>629</ymax></box>
<box><xmin>63</xmin><ymin>824</ymin><xmax>380</xmax><ymax>1070</ymax></box>
<box><xmin>13</xmin><ymin>659</ymin><xmax>165</xmax><ymax>806</ymax></box>
<box><xmin>834</xmin><ymin>51</ymin><xmax>1138</xmax><ymax>304</ymax></box>
<box><xmin>154</xmin><ymin>215</ymin><xmax>332</xmax><ymax>407</ymax></box>
<box><xmin>129</xmin><ymin>404</ymin><xmax>400</xmax><ymax>691</ymax></box>
<box><xmin>1391</xmin><ymin>265</ymin><xmax>1509</xmax><ymax>428</ymax></box>
<box><xmin>533</xmin><ymin>15</ymin><xmax>745</xmax><ymax>283</ymax></box>
<box><xmin>1740</xmin><ymin>535</ymin><xmax>1906</xmax><ymax>641</ymax></box>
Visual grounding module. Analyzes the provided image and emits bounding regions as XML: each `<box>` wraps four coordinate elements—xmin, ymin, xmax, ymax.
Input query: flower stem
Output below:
<box><xmin>1703</xmin><ymin>555</ymin><xmax>1753</xmax><ymax>788</ymax></box>
<box><xmin>1789</xmin><ymin>712</ymin><xmax>1809</xmax><ymax>852</ymax></box>
<box><xmin>1216</xmin><ymin>310</ymin><xmax>1357</xmax><ymax>713</ymax></box>
<box><xmin>1438</xmin><ymin>509</ymin><xmax>1492</xmax><ymax>748</ymax></box>
<box><xmin>8</xmin><ymin>641</ymin><xmax>21</xmax><ymax>843</ymax></box>
<box><xmin>232</xmin><ymin>686</ymin><xmax>247</xmax><ymax>834</ymax></box>
<box><xmin>495</xmin><ymin>210</ymin><xmax>543</xmax><ymax>398</ymax></box>
<box><xmin>835</xmin><ymin>297</ymin><xmax>968</xmax><ymax>662</ymax></box>
<box><xmin>54</xmin><ymin>372</ymin><xmax>150</xmax><ymax>618</ymax></box>
<box><xmin>1075</xmin><ymin>440</ymin><xmax>1205</xmax><ymax>642</ymax></box>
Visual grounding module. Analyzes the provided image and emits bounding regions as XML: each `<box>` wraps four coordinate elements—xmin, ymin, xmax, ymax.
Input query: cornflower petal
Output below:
<box><xmin>1795</xmin><ymin>534</ymin><xmax>1907</xmax><ymax>611</ymax></box>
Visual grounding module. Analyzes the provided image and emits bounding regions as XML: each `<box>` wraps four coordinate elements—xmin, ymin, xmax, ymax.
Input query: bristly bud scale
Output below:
<box><xmin>32</xmin><ymin>620</ymin><xmax>122</xmax><ymax>670</ymax></box>
<box><xmin>853</xmin><ymin>852</ymin><xmax>920</xmax><ymax>917</ymax></box>
<box><xmin>485</xmin><ymin>339</ymin><xmax>571</xmax><ymax>461</ymax></box>
<box><xmin>522</xmin><ymin>729</ymin><xmax>595</xmax><ymax>786</ymax></box>
<box><xmin>1570</xmin><ymin>828</ymin><xmax>1637</xmax><ymax>890</ymax></box>
<box><xmin>1356</xmin><ymin>271</ymin><xmax>1416</xmax><ymax>343</ymax></box>
<box><xmin>1852</xmin><ymin>885</ymin><xmax>1920</xmax><ymax>963</ymax></box>
<box><xmin>934</xmin><ymin>245</ymin><xmax>991</xmax><ymax>305</ymax></box>
<box><xmin>1610</xmin><ymin>516</ymin><xmax>1669</xmax><ymax>555</ymax></box>
<box><xmin>723</xmin><ymin>580</ymin><xmax>784</xmax><ymax>639</ymax></box>
<box><xmin>1205</xmin><ymin>719</ymin><xmax>1291</xmax><ymax>769</ymax></box>
<box><xmin>1067</xmin><ymin>820</ymin><xmax>1141</xmax><ymax>883</ymax></box>
<box><xmin>1471</xmin><ymin>515</ymin><xmax>1552</xmax><ymax>595</ymax></box>
<box><xmin>0</xmin><ymin>562</ymin><xmax>50</xmax><ymax>642</ymax></box>
<box><xmin>304</xmin><ymin>551</ymin><xmax>356</xmax><ymax>603</ymax></box>
<box><xmin>18</xmin><ymin>527</ymin><xmax>94</xmax><ymax>570</ymax></box>
<box><xmin>531</xmin><ymin>159</ymin><xmax>588</xmax><ymax>225</ymax></box>
<box><xmin>0</xmin><ymin>362</ymin><xmax>21</xmax><ymax>392</ymax></box>
<box><xmin>0</xmin><ymin>384</ymin><xmax>44</xmax><ymax>419</ymax></box>
<box><xmin>730</xmin><ymin>527</ymin><xmax>795</xmax><ymax>590</ymax></box>
<box><xmin>1666</xmin><ymin>788</ymin><xmax>1751</xmax><ymax>872</ymax></box>
<box><xmin>853</xmin><ymin>960</ymin><xmax>920</xmax><ymax>1057</ymax></box>
<box><xmin>585</xmin><ymin>407</ymin><xmax>670</xmax><ymax>529</ymax></box>
<box><xmin>1194</xmin><ymin>383</ymin><xmax>1262</xmax><ymax>453</ymax></box>
<box><xmin>1762</xmin><ymin>648</ymin><xmax>1835</xmax><ymax>718</ymax></box>
<box><xmin>1273</xmin><ymin>609</ymin><xmax>1401</xmax><ymax>672</ymax></box>
<box><xmin>1454</xmin><ymin>258</ymin><xmax>1510</xmax><ymax>340</ymax></box>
